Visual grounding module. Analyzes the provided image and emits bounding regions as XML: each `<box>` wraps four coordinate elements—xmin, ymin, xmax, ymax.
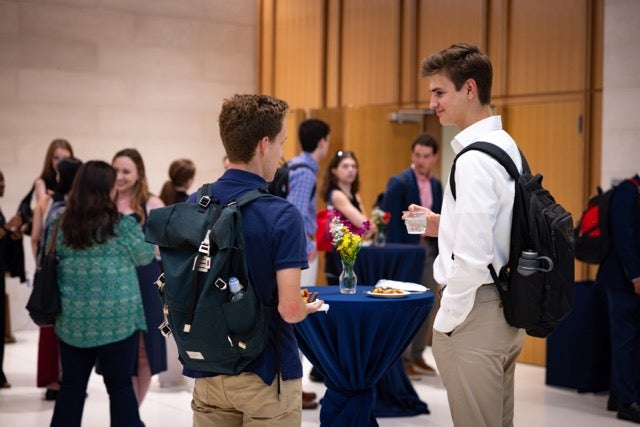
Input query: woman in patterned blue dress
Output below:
<box><xmin>112</xmin><ymin>149</ymin><xmax>167</xmax><ymax>406</ymax></box>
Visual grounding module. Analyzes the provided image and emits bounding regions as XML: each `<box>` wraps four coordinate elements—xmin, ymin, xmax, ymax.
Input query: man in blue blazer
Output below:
<box><xmin>597</xmin><ymin>173</ymin><xmax>640</xmax><ymax>423</ymax></box>
<box><xmin>382</xmin><ymin>132</ymin><xmax>443</xmax><ymax>378</ymax></box>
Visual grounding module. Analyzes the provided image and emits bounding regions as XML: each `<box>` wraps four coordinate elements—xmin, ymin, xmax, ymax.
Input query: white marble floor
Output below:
<box><xmin>0</xmin><ymin>329</ymin><xmax>628</xmax><ymax>426</ymax></box>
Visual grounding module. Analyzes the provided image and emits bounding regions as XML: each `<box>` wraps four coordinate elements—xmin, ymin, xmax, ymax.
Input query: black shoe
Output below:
<box><xmin>309</xmin><ymin>367</ymin><xmax>324</xmax><ymax>383</ymax></box>
<box><xmin>44</xmin><ymin>389</ymin><xmax>59</xmax><ymax>401</ymax></box>
<box><xmin>609</xmin><ymin>395</ymin><xmax>619</xmax><ymax>412</ymax></box>
<box><xmin>618</xmin><ymin>402</ymin><xmax>640</xmax><ymax>423</ymax></box>
<box><xmin>0</xmin><ymin>372</ymin><xmax>9</xmax><ymax>389</ymax></box>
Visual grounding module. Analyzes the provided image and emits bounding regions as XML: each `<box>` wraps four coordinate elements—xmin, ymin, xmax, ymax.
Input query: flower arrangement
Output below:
<box><xmin>371</xmin><ymin>207</ymin><xmax>391</xmax><ymax>231</ymax></box>
<box><xmin>328</xmin><ymin>210</ymin><xmax>369</xmax><ymax>263</ymax></box>
<box><xmin>328</xmin><ymin>210</ymin><xmax>369</xmax><ymax>294</ymax></box>
<box><xmin>371</xmin><ymin>207</ymin><xmax>391</xmax><ymax>245</ymax></box>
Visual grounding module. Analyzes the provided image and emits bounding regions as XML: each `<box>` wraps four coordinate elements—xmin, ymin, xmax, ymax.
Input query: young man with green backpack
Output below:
<box><xmin>149</xmin><ymin>94</ymin><xmax>324</xmax><ymax>425</ymax></box>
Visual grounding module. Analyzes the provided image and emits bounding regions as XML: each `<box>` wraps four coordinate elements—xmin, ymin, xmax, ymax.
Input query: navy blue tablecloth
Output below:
<box><xmin>354</xmin><ymin>243</ymin><xmax>426</xmax><ymax>285</ymax></box>
<box><xmin>295</xmin><ymin>286</ymin><xmax>433</xmax><ymax>426</ymax></box>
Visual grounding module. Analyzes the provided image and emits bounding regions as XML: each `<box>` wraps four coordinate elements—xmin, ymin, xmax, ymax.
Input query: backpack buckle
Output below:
<box><xmin>215</xmin><ymin>278</ymin><xmax>228</xmax><ymax>290</ymax></box>
<box><xmin>193</xmin><ymin>255</ymin><xmax>211</xmax><ymax>272</ymax></box>
<box><xmin>198</xmin><ymin>230</ymin><xmax>211</xmax><ymax>256</ymax></box>
<box><xmin>154</xmin><ymin>273</ymin><xmax>166</xmax><ymax>294</ymax></box>
<box><xmin>198</xmin><ymin>195</ymin><xmax>211</xmax><ymax>209</ymax></box>
<box><xmin>158</xmin><ymin>321</ymin><xmax>172</xmax><ymax>337</ymax></box>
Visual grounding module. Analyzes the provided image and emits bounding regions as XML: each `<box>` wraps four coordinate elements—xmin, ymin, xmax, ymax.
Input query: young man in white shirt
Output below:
<box><xmin>412</xmin><ymin>43</ymin><xmax>526</xmax><ymax>426</ymax></box>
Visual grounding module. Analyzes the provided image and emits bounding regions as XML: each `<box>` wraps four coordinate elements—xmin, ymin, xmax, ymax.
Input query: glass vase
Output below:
<box><xmin>339</xmin><ymin>259</ymin><xmax>358</xmax><ymax>294</ymax></box>
<box><xmin>374</xmin><ymin>228</ymin><xmax>386</xmax><ymax>246</ymax></box>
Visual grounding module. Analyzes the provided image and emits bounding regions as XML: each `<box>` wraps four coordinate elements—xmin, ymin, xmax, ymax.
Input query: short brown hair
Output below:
<box><xmin>421</xmin><ymin>43</ymin><xmax>493</xmax><ymax>105</ymax></box>
<box><xmin>219</xmin><ymin>94</ymin><xmax>289</xmax><ymax>163</ymax></box>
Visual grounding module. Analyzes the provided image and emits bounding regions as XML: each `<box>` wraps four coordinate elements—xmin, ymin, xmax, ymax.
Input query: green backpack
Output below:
<box><xmin>145</xmin><ymin>186</ymin><xmax>274</xmax><ymax>374</ymax></box>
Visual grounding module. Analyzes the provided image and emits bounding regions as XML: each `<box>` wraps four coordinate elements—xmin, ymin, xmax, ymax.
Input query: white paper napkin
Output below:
<box><xmin>374</xmin><ymin>279</ymin><xmax>428</xmax><ymax>293</ymax></box>
<box><xmin>308</xmin><ymin>302</ymin><xmax>330</xmax><ymax>312</ymax></box>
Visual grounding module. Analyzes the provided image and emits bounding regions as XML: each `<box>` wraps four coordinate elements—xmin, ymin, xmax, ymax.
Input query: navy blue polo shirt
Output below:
<box><xmin>183</xmin><ymin>169</ymin><xmax>308</xmax><ymax>384</ymax></box>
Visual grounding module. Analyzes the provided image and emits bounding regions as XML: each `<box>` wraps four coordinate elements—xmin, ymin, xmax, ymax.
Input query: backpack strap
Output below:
<box><xmin>450</xmin><ymin>141</ymin><xmax>528</xmax><ymax>200</ymax></box>
<box><xmin>230</xmin><ymin>188</ymin><xmax>273</xmax><ymax>208</ymax></box>
<box><xmin>184</xmin><ymin>184</ymin><xmax>220</xmax><ymax>333</ymax></box>
<box><xmin>196</xmin><ymin>183</ymin><xmax>212</xmax><ymax>212</ymax></box>
<box><xmin>448</xmin><ymin>141</ymin><xmax>529</xmax><ymax>284</ymax></box>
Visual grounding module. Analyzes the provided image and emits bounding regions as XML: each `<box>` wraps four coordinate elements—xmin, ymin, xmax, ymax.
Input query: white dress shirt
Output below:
<box><xmin>433</xmin><ymin>115</ymin><xmax>523</xmax><ymax>333</ymax></box>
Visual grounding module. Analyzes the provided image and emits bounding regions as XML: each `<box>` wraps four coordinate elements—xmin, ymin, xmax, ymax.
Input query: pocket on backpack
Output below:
<box><xmin>221</xmin><ymin>294</ymin><xmax>271</xmax><ymax>361</ymax></box>
<box><xmin>222</xmin><ymin>294</ymin><xmax>261</xmax><ymax>336</ymax></box>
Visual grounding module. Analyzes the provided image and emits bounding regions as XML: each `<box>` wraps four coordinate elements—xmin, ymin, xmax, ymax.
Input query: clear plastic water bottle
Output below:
<box><xmin>229</xmin><ymin>277</ymin><xmax>245</xmax><ymax>302</ymax></box>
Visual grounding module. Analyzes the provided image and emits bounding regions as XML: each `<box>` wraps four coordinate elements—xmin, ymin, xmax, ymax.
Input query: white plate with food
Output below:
<box><xmin>365</xmin><ymin>289</ymin><xmax>409</xmax><ymax>299</ymax></box>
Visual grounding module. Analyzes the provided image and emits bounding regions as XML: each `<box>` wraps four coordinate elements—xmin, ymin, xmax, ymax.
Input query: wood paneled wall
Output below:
<box><xmin>340</xmin><ymin>0</ymin><xmax>400</xmax><ymax>105</ymax></box>
<box><xmin>507</xmin><ymin>0</ymin><xmax>588</xmax><ymax>95</ymax></box>
<box><xmin>417</xmin><ymin>0</ymin><xmax>487</xmax><ymax>102</ymax></box>
<box><xmin>258</xmin><ymin>0</ymin><xmax>603</xmax><ymax>366</ymax></box>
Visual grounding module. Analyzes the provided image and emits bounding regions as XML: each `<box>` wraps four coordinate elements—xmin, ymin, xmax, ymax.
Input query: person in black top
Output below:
<box><xmin>320</xmin><ymin>150</ymin><xmax>375</xmax><ymax>285</ymax></box>
<box><xmin>0</xmin><ymin>170</ymin><xmax>24</xmax><ymax>389</ymax></box>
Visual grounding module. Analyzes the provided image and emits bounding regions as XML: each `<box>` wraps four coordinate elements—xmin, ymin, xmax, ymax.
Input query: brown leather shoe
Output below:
<box><xmin>302</xmin><ymin>391</ymin><xmax>317</xmax><ymax>401</ymax></box>
<box><xmin>414</xmin><ymin>359</ymin><xmax>437</xmax><ymax>376</ymax></box>
<box><xmin>302</xmin><ymin>399</ymin><xmax>319</xmax><ymax>410</ymax></box>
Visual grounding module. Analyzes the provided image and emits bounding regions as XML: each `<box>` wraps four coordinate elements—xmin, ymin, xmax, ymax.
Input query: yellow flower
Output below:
<box><xmin>329</xmin><ymin>214</ymin><xmax>364</xmax><ymax>263</ymax></box>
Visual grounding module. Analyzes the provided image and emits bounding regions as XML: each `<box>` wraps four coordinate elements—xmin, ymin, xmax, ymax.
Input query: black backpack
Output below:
<box><xmin>451</xmin><ymin>142</ymin><xmax>575</xmax><ymax>338</ymax></box>
<box><xmin>268</xmin><ymin>161</ymin><xmax>315</xmax><ymax>199</ymax></box>
<box><xmin>574</xmin><ymin>177</ymin><xmax>640</xmax><ymax>264</ymax></box>
<box><xmin>145</xmin><ymin>186</ymin><xmax>276</xmax><ymax>374</ymax></box>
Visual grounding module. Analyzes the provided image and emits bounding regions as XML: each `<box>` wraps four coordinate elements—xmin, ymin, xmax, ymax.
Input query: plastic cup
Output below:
<box><xmin>404</xmin><ymin>210</ymin><xmax>427</xmax><ymax>234</ymax></box>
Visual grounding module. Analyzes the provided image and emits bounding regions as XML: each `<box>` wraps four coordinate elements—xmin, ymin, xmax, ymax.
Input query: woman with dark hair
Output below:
<box><xmin>320</xmin><ymin>150</ymin><xmax>375</xmax><ymax>285</ymax></box>
<box><xmin>111</xmin><ymin>148</ymin><xmax>166</xmax><ymax>407</ymax></box>
<box><xmin>159</xmin><ymin>158</ymin><xmax>196</xmax><ymax>205</ymax></box>
<box><xmin>30</xmin><ymin>156</ymin><xmax>83</xmax><ymax>400</ymax></box>
<box><xmin>49</xmin><ymin>161</ymin><xmax>154</xmax><ymax>427</ymax></box>
<box><xmin>31</xmin><ymin>157</ymin><xmax>83</xmax><ymax>262</ymax></box>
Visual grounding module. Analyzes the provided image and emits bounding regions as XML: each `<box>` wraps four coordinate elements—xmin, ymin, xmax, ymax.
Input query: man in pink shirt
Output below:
<box><xmin>382</xmin><ymin>132</ymin><xmax>443</xmax><ymax>378</ymax></box>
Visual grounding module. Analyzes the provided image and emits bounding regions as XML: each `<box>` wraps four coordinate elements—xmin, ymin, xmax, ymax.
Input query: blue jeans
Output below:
<box><xmin>51</xmin><ymin>333</ymin><xmax>141</xmax><ymax>427</ymax></box>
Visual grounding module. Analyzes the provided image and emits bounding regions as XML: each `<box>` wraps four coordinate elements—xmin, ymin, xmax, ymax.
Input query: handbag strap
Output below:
<box><xmin>45</xmin><ymin>218</ymin><xmax>61</xmax><ymax>255</ymax></box>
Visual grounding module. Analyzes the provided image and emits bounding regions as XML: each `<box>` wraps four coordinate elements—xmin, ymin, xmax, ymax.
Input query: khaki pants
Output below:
<box><xmin>192</xmin><ymin>372</ymin><xmax>302</xmax><ymax>427</ymax></box>
<box><xmin>433</xmin><ymin>285</ymin><xmax>525</xmax><ymax>427</ymax></box>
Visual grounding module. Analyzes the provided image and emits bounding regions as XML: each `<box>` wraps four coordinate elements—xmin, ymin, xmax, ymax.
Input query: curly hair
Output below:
<box><xmin>219</xmin><ymin>94</ymin><xmax>289</xmax><ymax>163</ymax></box>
